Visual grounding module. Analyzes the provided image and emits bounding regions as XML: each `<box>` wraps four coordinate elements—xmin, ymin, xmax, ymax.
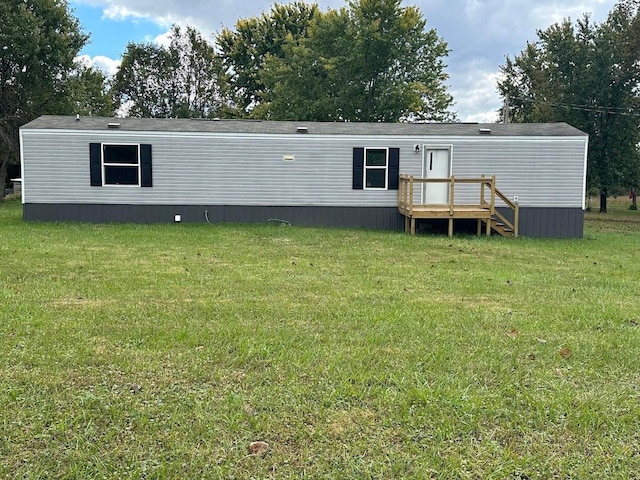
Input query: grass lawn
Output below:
<box><xmin>0</xmin><ymin>198</ymin><xmax>638</xmax><ymax>479</ymax></box>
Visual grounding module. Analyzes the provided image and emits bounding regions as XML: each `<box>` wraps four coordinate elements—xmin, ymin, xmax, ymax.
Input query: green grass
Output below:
<box><xmin>1</xmin><ymin>198</ymin><xmax>638</xmax><ymax>479</ymax></box>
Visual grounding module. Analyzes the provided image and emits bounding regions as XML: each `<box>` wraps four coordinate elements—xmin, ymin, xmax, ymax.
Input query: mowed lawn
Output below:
<box><xmin>0</xmin><ymin>198</ymin><xmax>638</xmax><ymax>479</ymax></box>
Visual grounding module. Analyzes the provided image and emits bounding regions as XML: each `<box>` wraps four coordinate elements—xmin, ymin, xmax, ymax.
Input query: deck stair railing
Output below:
<box><xmin>398</xmin><ymin>174</ymin><xmax>519</xmax><ymax>237</ymax></box>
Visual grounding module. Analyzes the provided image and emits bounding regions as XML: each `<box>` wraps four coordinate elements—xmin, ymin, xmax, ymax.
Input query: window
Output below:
<box><xmin>352</xmin><ymin>147</ymin><xmax>399</xmax><ymax>190</ymax></box>
<box><xmin>364</xmin><ymin>148</ymin><xmax>388</xmax><ymax>189</ymax></box>
<box><xmin>90</xmin><ymin>143</ymin><xmax>153</xmax><ymax>187</ymax></box>
<box><xmin>103</xmin><ymin>144</ymin><xmax>140</xmax><ymax>186</ymax></box>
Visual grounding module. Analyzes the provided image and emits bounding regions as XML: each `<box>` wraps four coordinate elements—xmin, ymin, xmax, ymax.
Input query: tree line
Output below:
<box><xmin>113</xmin><ymin>1</ymin><xmax>454</xmax><ymax>123</ymax></box>
<box><xmin>498</xmin><ymin>0</ymin><xmax>640</xmax><ymax>212</ymax></box>
<box><xmin>1</xmin><ymin>0</ymin><xmax>639</xmax><ymax>209</ymax></box>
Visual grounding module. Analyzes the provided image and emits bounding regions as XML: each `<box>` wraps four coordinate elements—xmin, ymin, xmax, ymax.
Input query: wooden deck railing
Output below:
<box><xmin>398</xmin><ymin>174</ymin><xmax>519</xmax><ymax>237</ymax></box>
<box><xmin>485</xmin><ymin>179</ymin><xmax>520</xmax><ymax>237</ymax></box>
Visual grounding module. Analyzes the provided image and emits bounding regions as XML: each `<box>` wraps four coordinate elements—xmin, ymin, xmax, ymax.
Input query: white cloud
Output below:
<box><xmin>71</xmin><ymin>0</ymin><xmax>345</xmax><ymax>33</ymax></box>
<box><xmin>450</xmin><ymin>63</ymin><xmax>502</xmax><ymax>123</ymax></box>
<box><xmin>102</xmin><ymin>4</ymin><xmax>186</xmax><ymax>30</ymax></box>
<box><xmin>75</xmin><ymin>54</ymin><xmax>92</xmax><ymax>69</ymax></box>
<box><xmin>532</xmin><ymin>1</ymin><xmax>613</xmax><ymax>25</ymax></box>
<box><xmin>92</xmin><ymin>55</ymin><xmax>121</xmax><ymax>76</ymax></box>
<box><xmin>101</xmin><ymin>4</ymin><xmax>141</xmax><ymax>21</ymax></box>
<box><xmin>75</xmin><ymin>54</ymin><xmax>121</xmax><ymax>77</ymax></box>
<box><xmin>151</xmin><ymin>29</ymin><xmax>173</xmax><ymax>48</ymax></box>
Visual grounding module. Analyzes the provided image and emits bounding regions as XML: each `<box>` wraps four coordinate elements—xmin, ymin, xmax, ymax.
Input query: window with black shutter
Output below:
<box><xmin>352</xmin><ymin>147</ymin><xmax>400</xmax><ymax>190</ymax></box>
<box><xmin>90</xmin><ymin>143</ymin><xmax>152</xmax><ymax>187</ymax></box>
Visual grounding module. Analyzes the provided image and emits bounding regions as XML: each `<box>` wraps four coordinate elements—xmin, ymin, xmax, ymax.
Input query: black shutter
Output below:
<box><xmin>388</xmin><ymin>147</ymin><xmax>400</xmax><ymax>190</ymax></box>
<box><xmin>140</xmin><ymin>144</ymin><xmax>153</xmax><ymax>187</ymax></box>
<box><xmin>90</xmin><ymin>143</ymin><xmax>102</xmax><ymax>186</ymax></box>
<box><xmin>353</xmin><ymin>147</ymin><xmax>364</xmax><ymax>190</ymax></box>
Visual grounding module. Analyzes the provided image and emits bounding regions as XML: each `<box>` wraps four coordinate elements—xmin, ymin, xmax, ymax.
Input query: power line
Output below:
<box><xmin>509</xmin><ymin>95</ymin><xmax>640</xmax><ymax>117</ymax></box>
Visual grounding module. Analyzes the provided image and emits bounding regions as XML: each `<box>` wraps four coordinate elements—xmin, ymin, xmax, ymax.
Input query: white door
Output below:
<box><xmin>422</xmin><ymin>148</ymin><xmax>451</xmax><ymax>204</ymax></box>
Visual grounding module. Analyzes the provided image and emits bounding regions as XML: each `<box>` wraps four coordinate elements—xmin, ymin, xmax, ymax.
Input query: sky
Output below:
<box><xmin>70</xmin><ymin>0</ymin><xmax>619</xmax><ymax>122</ymax></box>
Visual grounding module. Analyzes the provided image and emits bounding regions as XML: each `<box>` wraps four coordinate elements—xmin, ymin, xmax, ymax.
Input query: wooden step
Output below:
<box><xmin>487</xmin><ymin>219</ymin><xmax>515</xmax><ymax>237</ymax></box>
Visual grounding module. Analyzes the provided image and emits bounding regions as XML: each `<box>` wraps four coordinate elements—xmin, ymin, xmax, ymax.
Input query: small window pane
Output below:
<box><xmin>104</xmin><ymin>145</ymin><xmax>138</xmax><ymax>165</ymax></box>
<box><xmin>104</xmin><ymin>166</ymin><xmax>139</xmax><ymax>185</ymax></box>
<box><xmin>366</xmin><ymin>169</ymin><xmax>386</xmax><ymax>188</ymax></box>
<box><xmin>366</xmin><ymin>149</ymin><xmax>387</xmax><ymax>167</ymax></box>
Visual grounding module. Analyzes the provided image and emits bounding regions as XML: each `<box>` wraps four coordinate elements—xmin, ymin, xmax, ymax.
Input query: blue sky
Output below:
<box><xmin>70</xmin><ymin>0</ymin><xmax>618</xmax><ymax>122</ymax></box>
<box><xmin>73</xmin><ymin>3</ymin><xmax>167</xmax><ymax>58</ymax></box>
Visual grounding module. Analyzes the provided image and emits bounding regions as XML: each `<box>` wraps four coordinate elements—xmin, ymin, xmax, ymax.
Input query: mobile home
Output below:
<box><xmin>19</xmin><ymin>116</ymin><xmax>588</xmax><ymax>237</ymax></box>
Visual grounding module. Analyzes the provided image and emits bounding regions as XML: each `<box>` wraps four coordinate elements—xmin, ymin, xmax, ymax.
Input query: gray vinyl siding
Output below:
<box><xmin>449</xmin><ymin>139</ymin><xmax>585</xmax><ymax>208</ymax></box>
<box><xmin>519</xmin><ymin>207</ymin><xmax>584</xmax><ymax>238</ymax></box>
<box><xmin>21</xmin><ymin>131</ymin><xmax>586</xmax><ymax>210</ymax></box>
<box><xmin>23</xmin><ymin>132</ymin><xmax>401</xmax><ymax>207</ymax></box>
<box><xmin>22</xmin><ymin>204</ymin><xmax>584</xmax><ymax>237</ymax></box>
<box><xmin>22</xmin><ymin>204</ymin><xmax>404</xmax><ymax>230</ymax></box>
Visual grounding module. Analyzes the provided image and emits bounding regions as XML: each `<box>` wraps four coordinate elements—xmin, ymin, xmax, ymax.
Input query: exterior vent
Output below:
<box><xmin>296</xmin><ymin>126</ymin><xmax>308</xmax><ymax>134</ymax></box>
<box><xmin>479</xmin><ymin>128</ymin><xmax>491</xmax><ymax>134</ymax></box>
<box><xmin>107</xmin><ymin>122</ymin><xmax>121</xmax><ymax>129</ymax></box>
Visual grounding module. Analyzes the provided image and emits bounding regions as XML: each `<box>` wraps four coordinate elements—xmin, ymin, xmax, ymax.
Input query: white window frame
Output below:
<box><xmin>102</xmin><ymin>143</ymin><xmax>141</xmax><ymax>187</ymax></box>
<box><xmin>363</xmin><ymin>147</ymin><xmax>389</xmax><ymax>190</ymax></box>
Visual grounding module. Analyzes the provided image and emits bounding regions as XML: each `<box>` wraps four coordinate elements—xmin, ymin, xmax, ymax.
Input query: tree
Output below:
<box><xmin>217</xmin><ymin>2</ymin><xmax>320</xmax><ymax>117</ymax></box>
<box><xmin>111</xmin><ymin>42</ymin><xmax>174</xmax><ymax>117</ymax></box>
<box><xmin>254</xmin><ymin>8</ymin><xmax>351</xmax><ymax>121</ymax></box>
<box><xmin>67</xmin><ymin>65</ymin><xmax>114</xmax><ymax>117</ymax></box>
<box><xmin>342</xmin><ymin>0</ymin><xmax>454</xmax><ymax>122</ymax></box>
<box><xmin>498</xmin><ymin>0</ymin><xmax>640</xmax><ymax>212</ymax></box>
<box><xmin>222</xmin><ymin>0</ymin><xmax>455</xmax><ymax>122</ymax></box>
<box><xmin>111</xmin><ymin>25</ymin><xmax>228</xmax><ymax>118</ymax></box>
<box><xmin>0</xmin><ymin>0</ymin><xmax>93</xmax><ymax>198</ymax></box>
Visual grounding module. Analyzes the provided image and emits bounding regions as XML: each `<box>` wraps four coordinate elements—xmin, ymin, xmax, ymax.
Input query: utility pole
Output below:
<box><xmin>503</xmin><ymin>94</ymin><xmax>510</xmax><ymax>124</ymax></box>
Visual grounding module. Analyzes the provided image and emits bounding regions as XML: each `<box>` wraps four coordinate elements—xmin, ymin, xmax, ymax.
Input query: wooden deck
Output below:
<box><xmin>398</xmin><ymin>175</ymin><xmax>519</xmax><ymax>237</ymax></box>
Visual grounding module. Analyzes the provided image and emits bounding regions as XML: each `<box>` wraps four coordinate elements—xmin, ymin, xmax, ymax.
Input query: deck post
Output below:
<box><xmin>487</xmin><ymin>175</ymin><xmax>496</xmax><ymax>236</ymax></box>
<box><xmin>480</xmin><ymin>174</ymin><xmax>486</xmax><ymax>205</ymax></box>
<box><xmin>405</xmin><ymin>175</ymin><xmax>409</xmax><ymax>211</ymax></box>
<box><xmin>477</xmin><ymin>219</ymin><xmax>482</xmax><ymax>236</ymax></box>
<box><xmin>403</xmin><ymin>175</ymin><xmax>408</xmax><ymax>212</ymax></box>
<box><xmin>490</xmin><ymin>175</ymin><xmax>496</xmax><ymax>217</ymax></box>
<box><xmin>411</xmin><ymin>218</ymin><xmax>416</xmax><ymax>235</ymax></box>
<box><xmin>514</xmin><ymin>202</ymin><xmax>520</xmax><ymax>237</ymax></box>
<box><xmin>448</xmin><ymin>218</ymin><xmax>454</xmax><ymax>237</ymax></box>
<box><xmin>449</xmin><ymin>176</ymin><xmax>455</xmax><ymax>216</ymax></box>
<box><xmin>409</xmin><ymin>176</ymin><xmax>414</xmax><ymax>217</ymax></box>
